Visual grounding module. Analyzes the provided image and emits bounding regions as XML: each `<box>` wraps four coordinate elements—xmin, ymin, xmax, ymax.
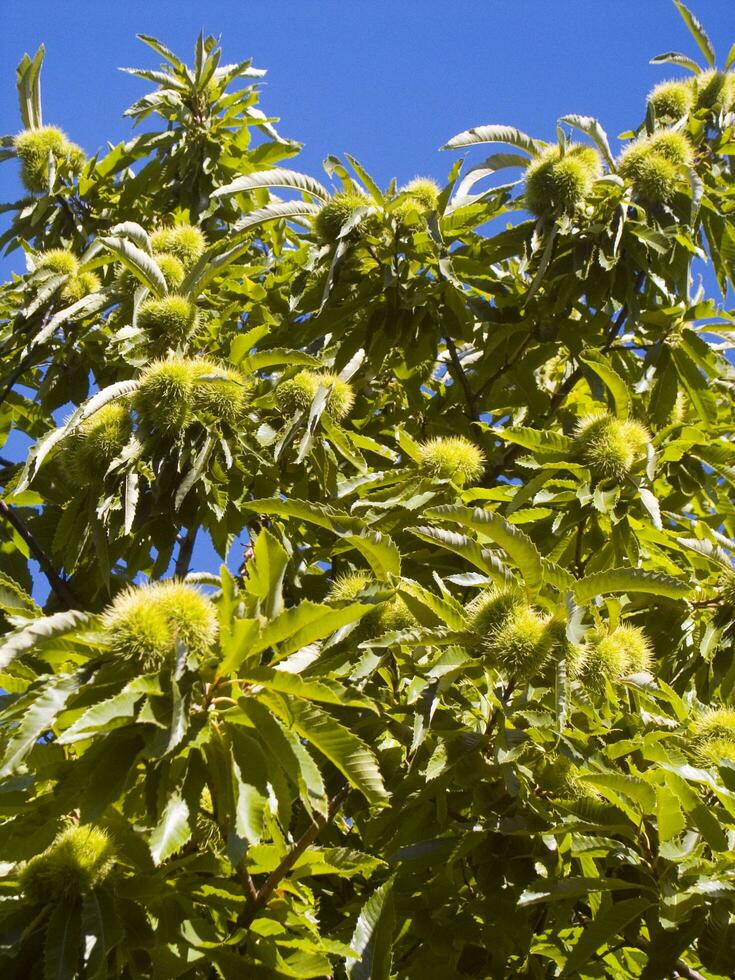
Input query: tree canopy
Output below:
<box><xmin>2</xmin><ymin>3</ymin><xmax>735</xmax><ymax>977</ymax></box>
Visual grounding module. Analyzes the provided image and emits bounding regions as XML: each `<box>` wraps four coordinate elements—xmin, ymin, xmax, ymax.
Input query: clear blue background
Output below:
<box><xmin>1</xmin><ymin>0</ymin><xmax>733</xmax><ymax>591</ymax></box>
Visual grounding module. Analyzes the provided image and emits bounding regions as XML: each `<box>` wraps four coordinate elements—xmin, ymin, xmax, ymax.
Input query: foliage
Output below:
<box><xmin>1</xmin><ymin>4</ymin><xmax>735</xmax><ymax>977</ymax></box>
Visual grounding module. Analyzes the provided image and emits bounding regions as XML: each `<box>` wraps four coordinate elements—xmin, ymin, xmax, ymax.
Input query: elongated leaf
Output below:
<box><xmin>239</xmin><ymin>699</ymin><xmax>328</xmax><ymax>817</ymax></box>
<box><xmin>561</xmin><ymin>897</ymin><xmax>652</xmax><ymax>976</ymax></box>
<box><xmin>242</xmin><ymin>497</ymin><xmax>364</xmax><ymax>533</ymax></box>
<box><xmin>238</xmin><ymin>348</ymin><xmax>321</xmax><ymax>372</ymax></box>
<box><xmin>81</xmin><ymin>890</ymin><xmax>115</xmax><ymax>980</ymax></box>
<box><xmin>16</xmin><ymin>46</ymin><xmax>45</xmax><ymax>130</ymax></box>
<box><xmin>174</xmin><ymin>433</ymin><xmax>214</xmax><ymax>510</ymax></box>
<box><xmin>56</xmin><ymin>677</ymin><xmax>155</xmax><ymax>744</ymax></box>
<box><xmin>649</xmin><ymin>51</ymin><xmax>702</xmax><ymax>73</ymax></box>
<box><xmin>230</xmin><ymin>728</ymin><xmax>269</xmax><ymax>843</ymax></box>
<box><xmin>519</xmin><ymin>877</ymin><xmax>639</xmax><ymax>907</ymax></box>
<box><xmin>181</xmin><ymin>203</ymin><xmax>319</xmax><ymax>297</ymax></box>
<box><xmin>580</xmin><ymin>351</ymin><xmax>632</xmax><ymax>418</ymax></box>
<box><xmin>99</xmin><ymin>236</ymin><xmax>167</xmax><ymax>296</ymax></box>
<box><xmin>264</xmin><ymin>695</ymin><xmax>387</xmax><ymax>803</ymax></box>
<box><xmin>341</xmin><ymin>531</ymin><xmax>401</xmax><ymax>578</ymax></box>
<box><xmin>494</xmin><ymin>427</ymin><xmax>574</xmax><ymax>454</ymax></box>
<box><xmin>233</xmin><ymin>200</ymin><xmax>321</xmax><ymax>234</ymax></box>
<box><xmin>23</xmin><ymin>289</ymin><xmax>109</xmax><ymax>356</ymax></box>
<box><xmin>244</xmin><ymin>527</ymin><xmax>289</xmax><ymax>618</ymax></box>
<box><xmin>237</xmin><ymin>665</ymin><xmax>374</xmax><ymax>709</ymax></box>
<box><xmin>673</xmin><ymin>0</ymin><xmax>715</xmax><ymax>66</ymax></box>
<box><xmin>442</xmin><ymin>125</ymin><xmax>541</xmax><ymax>157</ymax></box>
<box><xmin>17</xmin><ymin>380</ymin><xmax>139</xmax><ymax>491</ymax></box>
<box><xmin>44</xmin><ymin>902</ymin><xmax>81</xmax><ymax>980</ymax></box>
<box><xmin>425</xmin><ymin>505</ymin><xmax>543</xmax><ymax>591</ymax></box>
<box><xmin>108</xmin><ymin>221</ymin><xmax>151</xmax><ymax>252</ymax></box>
<box><xmin>455</xmin><ymin>152</ymin><xmax>530</xmax><ymax>199</ymax></box>
<box><xmin>212</xmin><ymin>168</ymin><xmax>329</xmax><ymax>202</ymax></box>
<box><xmin>0</xmin><ymin>671</ymin><xmax>84</xmax><ymax>776</ymax></box>
<box><xmin>149</xmin><ymin>793</ymin><xmax>190</xmax><ymax>865</ymax></box>
<box><xmin>409</xmin><ymin>525</ymin><xmax>504</xmax><ymax>579</ymax></box>
<box><xmin>0</xmin><ymin>609</ymin><xmax>87</xmax><ymax>670</ymax></box>
<box><xmin>397</xmin><ymin>577</ymin><xmax>467</xmax><ymax>630</ymax></box>
<box><xmin>219</xmin><ymin>600</ymin><xmax>373</xmax><ymax>673</ymax></box>
<box><xmin>558</xmin><ymin>114</ymin><xmax>615</xmax><ymax>170</ymax></box>
<box><xmin>346</xmin><ymin>878</ymin><xmax>395</xmax><ymax>980</ymax></box>
<box><xmin>573</xmin><ymin>567</ymin><xmax>692</xmax><ymax>603</ymax></box>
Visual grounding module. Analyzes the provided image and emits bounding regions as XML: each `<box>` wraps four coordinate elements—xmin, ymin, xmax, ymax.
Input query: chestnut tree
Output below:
<box><xmin>2</xmin><ymin>4</ymin><xmax>735</xmax><ymax>977</ymax></box>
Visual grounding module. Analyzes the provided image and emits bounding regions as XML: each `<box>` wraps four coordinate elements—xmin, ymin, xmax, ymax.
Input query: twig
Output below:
<box><xmin>674</xmin><ymin>964</ymin><xmax>707</xmax><ymax>980</ymax></box>
<box><xmin>445</xmin><ymin>336</ymin><xmax>478</xmax><ymax>419</ymax></box>
<box><xmin>574</xmin><ymin>514</ymin><xmax>587</xmax><ymax>577</ymax></box>
<box><xmin>240</xmin><ymin>784</ymin><xmax>350</xmax><ymax>924</ymax></box>
<box><xmin>0</xmin><ymin>501</ymin><xmax>77</xmax><ymax>607</ymax></box>
<box><xmin>174</xmin><ymin>527</ymin><xmax>197</xmax><ymax>579</ymax></box>
<box><xmin>475</xmin><ymin>333</ymin><xmax>533</xmax><ymax>402</ymax></box>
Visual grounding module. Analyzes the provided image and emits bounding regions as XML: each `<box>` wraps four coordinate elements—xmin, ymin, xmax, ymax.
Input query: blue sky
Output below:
<box><xmin>2</xmin><ymin>0</ymin><xmax>734</xmax><ymax>223</ymax></box>
<box><xmin>1</xmin><ymin>0</ymin><xmax>733</xmax><ymax>590</ymax></box>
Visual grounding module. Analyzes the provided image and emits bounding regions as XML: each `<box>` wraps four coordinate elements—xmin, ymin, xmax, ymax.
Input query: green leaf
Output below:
<box><xmin>237</xmin><ymin>699</ymin><xmax>328</xmax><ymax>817</ymax></box>
<box><xmin>219</xmin><ymin>600</ymin><xmax>374</xmax><ymax>673</ymax></box>
<box><xmin>519</xmin><ymin>877</ymin><xmax>640</xmax><ymax>907</ymax></box>
<box><xmin>238</xmin><ymin>348</ymin><xmax>321</xmax><ymax>373</ymax></box>
<box><xmin>99</xmin><ymin>235</ymin><xmax>168</xmax><ymax>296</ymax></box>
<box><xmin>17</xmin><ymin>380</ymin><xmax>139</xmax><ymax>491</ymax></box>
<box><xmin>558</xmin><ymin>115</ymin><xmax>615</xmax><ymax>170</ymax></box>
<box><xmin>212</xmin><ymin>168</ymin><xmax>329</xmax><ymax>202</ymax></box>
<box><xmin>237</xmin><ymin>665</ymin><xmax>374</xmax><ymax>709</ymax></box>
<box><xmin>573</xmin><ymin>567</ymin><xmax>692</xmax><ymax>603</ymax></box>
<box><xmin>230</xmin><ymin>728</ymin><xmax>269</xmax><ymax>844</ymax></box>
<box><xmin>44</xmin><ymin>902</ymin><xmax>81</xmax><ymax>980</ymax></box>
<box><xmin>346</xmin><ymin>878</ymin><xmax>395</xmax><ymax>980</ymax></box>
<box><xmin>81</xmin><ymin>890</ymin><xmax>119</xmax><ymax>980</ymax></box>
<box><xmin>149</xmin><ymin>792</ymin><xmax>190</xmax><ymax>865</ymax></box>
<box><xmin>264</xmin><ymin>695</ymin><xmax>387</xmax><ymax>803</ymax></box>
<box><xmin>408</xmin><ymin>524</ymin><xmax>502</xmax><ymax>578</ymax></box>
<box><xmin>397</xmin><ymin>577</ymin><xmax>467</xmax><ymax>630</ymax></box>
<box><xmin>442</xmin><ymin>125</ymin><xmax>541</xmax><ymax>157</ymax></box>
<box><xmin>0</xmin><ymin>610</ymin><xmax>87</xmax><ymax>670</ymax></box>
<box><xmin>672</xmin><ymin>0</ymin><xmax>715</xmax><ymax>66</ymax></box>
<box><xmin>0</xmin><ymin>672</ymin><xmax>84</xmax><ymax>776</ymax></box>
<box><xmin>580</xmin><ymin>351</ymin><xmax>632</xmax><ymax>418</ymax></box>
<box><xmin>561</xmin><ymin>897</ymin><xmax>652</xmax><ymax>976</ymax></box>
<box><xmin>56</xmin><ymin>677</ymin><xmax>156</xmax><ymax>744</ymax></box>
<box><xmin>244</xmin><ymin>527</ymin><xmax>289</xmax><ymax>619</ymax></box>
<box><xmin>16</xmin><ymin>45</ymin><xmax>45</xmax><ymax>131</ymax></box>
<box><xmin>649</xmin><ymin>51</ymin><xmax>702</xmax><ymax>73</ymax></box>
<box><xmin>340</xmin><ymin>531</ymin><xmax>401</xmax><ymax>578</ymax></box>
<box><xmin>242</xmin><ymin>497</ymin><xmax>364</xmax><ymax>534</ymax></box>
<box><xmin>182</xmin><ymin>202</ymin><xmax>321</xmax><ymax>296</ymax></box>
<box><xmin>494</xmin><ymin>427</ymin><xmax>574</xmax><ymax>454</ymax></box>
<box><xmin>425</xmin><ymin>505</ymin><xmax>543</xmax><ymax>592</ymax></box>
<box><xmin>0</xmin><ymin>572</ymin><xmax>39</xmax><ymax>617</ymax></box>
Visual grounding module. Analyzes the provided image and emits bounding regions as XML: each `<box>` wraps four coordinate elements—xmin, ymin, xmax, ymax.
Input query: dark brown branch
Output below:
<box><xmin>574</xmin><ymin>514</ymin><xmax>587</xmax><ymax>577</ymax></box>
<box><xmin>445</xmin><ymin>336</ymin><xmax>478</xmax><ymax>420</ymax></box>
<box><xmin>475</xmin><ymin>333</ymin><xmax>533</xmax><ymax>402</ymax></box>
<box><xmin>240</xmin><ymin>784</ymin><xmax>350</xmax><ymax>924</ymax></box>
<box><xmin>174</xmin><ymin>527</ymin><xmax>197</xmax><ymax>579</ymax></box>
<box><xmin>0</xmin><ymin>501</ymin><xmax>77</xmax><ymax>607</ymax></box>
<box><xmin>674</xmin><ymin>964</ymin><xmax>707</xmax><ymax>980</ymax></box>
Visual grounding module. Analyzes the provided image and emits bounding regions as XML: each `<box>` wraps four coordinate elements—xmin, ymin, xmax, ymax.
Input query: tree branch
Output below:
<box><xmin>240</xmin><ymin>784</ymin><xmax>350</xmax><ymax>924</ymax></box>
<box><xmin>0</xmin><ymin>501</ymin><xmax>77</xmax><ymax>607</ymax></box>
<box><xmin>445</xmin><ymin>336</ymin><xmax>478</xmax><ymax>419</ymax></box>
<box><xmin>174</xmin><ymin>526</ymin><xmax>197</xmax><ymax>579</ymax></box>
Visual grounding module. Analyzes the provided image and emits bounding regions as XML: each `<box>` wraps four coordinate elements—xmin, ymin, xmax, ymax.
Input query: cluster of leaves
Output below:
<box><xmin>2</xmin><ymin>3</ymin><xmax>735</xmax><ymax>977</ymax></box>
